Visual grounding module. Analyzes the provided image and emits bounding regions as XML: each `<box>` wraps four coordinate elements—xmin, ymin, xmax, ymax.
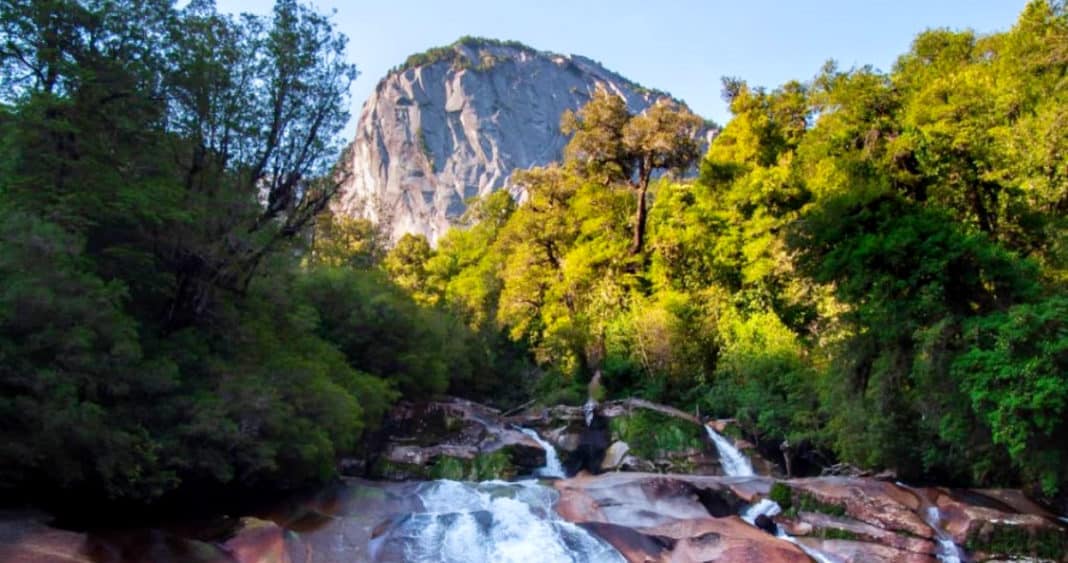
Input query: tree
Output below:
<box><xmin>562</xmin><ymin>89</ymin><xmax>703</xmax><ymax>255</ymax></box>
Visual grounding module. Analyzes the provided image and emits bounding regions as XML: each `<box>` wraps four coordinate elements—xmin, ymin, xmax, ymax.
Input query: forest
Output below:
<box><xmin>0</xmin><ymin>0</ymin><xmax>1066</xmax><ymax>516</ymax></box>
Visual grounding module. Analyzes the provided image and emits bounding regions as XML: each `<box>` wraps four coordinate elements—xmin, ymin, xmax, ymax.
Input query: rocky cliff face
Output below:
<box><xmin>334</xmin><ymin>38</ymin><xmax>688</xmax><ymax>244</ymax></box>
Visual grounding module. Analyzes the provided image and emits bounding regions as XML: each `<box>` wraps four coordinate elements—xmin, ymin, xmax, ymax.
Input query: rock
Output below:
<box><xmin>0</xmin><ymin>515</ymin><xmax>91</xmax><ymax>563</ymax></box>
<box><xmin>783</xmin><ymin>510</ymin><xmax>937</xmax><ymax>555</ymax></box>
<box><xmin>0</xmin><ymin>511</ymin><xmax>234</xmax><ymax>563</ymax></box>
<box><xmin>223</xmin><ymin>517</ymin><xmax>290</xmax><ymax>563</ymax></box>
<box><xmin>754</xmin><ymin>514</ymin><xmax>777</xmax><ymax>535</ymax></box>
<box><xmin>367</xmin><ymin>398</ymin><xmax>547</xmax><ymax>480</ymax></box>
<box><xmin>619</xmin><ymin>454</ymin><xmax>657</xmax><ymax>473</ymax></box>
<box><xmin>643</xmin><ymin>517</ymin><xmax>813</xmax><ymax>563</ymax></box>
<box><xmin>334</xmin><ymin>38</ymin><xmax>711</xmax><ymax>244</ymax></box>
<box><xmin>786</xmin><ymin>477</ymin><xmax>934</xmax><ymax>539</ymax></box>
<box><xmin>929</xmin><ymin>488</ymin><xmax>1068</xmax><ymax>561</ymax></box>
<box><xmin>601</xmin><ymin>441</ymin><xmax>631</xmax><ymax>471</ymax></box>
<box><xmin>555</xmin><ymin>472</ymin><xmax>766</xmax><ymax>527</ymax></box>
<box><xmin>565</xmin><ymin>410</ymin><xmax>611</xmax><ymax>475</ymax></box>
<box><xmin>797</xmin><ymin>538</ymin><xmax>937</xmax><ymax>562</ymax></box>
<box><xmin>577</xmin><ymin>522</ymin><xmax>674</xmax><ymax>562</ymax></box>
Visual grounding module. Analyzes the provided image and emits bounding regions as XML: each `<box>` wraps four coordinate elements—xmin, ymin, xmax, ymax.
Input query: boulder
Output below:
<box><xmin>781</xmin><ymin>510</ymin><xmax>937</xmax><ymax>555</ymax></box>
<box><xmin>797</xmin><ymin>538</ymin><xmax>937</xmax><ymax>562</ymax></box>
<box><xmin>601</xmin><ymin>441</ymin><xmax>631</xmax><ymax>471</ymax></box>
<box><xmin>223</xmin><ymin>518</ymin><xmax>290</xmax><ymax>563</ymax></box>
<box><xmin>555</xmin><ymin>472</ymin><xmax>765</xmax><ymax>527</ymax></box>
<box><xmin>0</xmin><ymin>515</ymin><xmax>91</xmax><ymax>563</ymax></box>
<box><xmin>649</xmin><ymin>517</ymin><xmax>812</xmax><ymax>563</ymax></box>
<box><xmin>785</xmin><ymin>477</ymin><xmax>933</xmax><ymax>539</ymax></box>
<box><xmin>362</xmin><ymin>398</ymin><xmax>547</xmax><ymax>480</ymax></box>
<box><xmin>929</xmin><ymin>488</ymin><xmax>1068</xmax><ymax>561</ymax></box>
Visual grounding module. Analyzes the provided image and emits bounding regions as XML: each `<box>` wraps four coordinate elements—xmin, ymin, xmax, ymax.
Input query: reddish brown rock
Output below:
<box><xmin>782</xmin><ymin>511</ymin><xmax>938</xmax><ymax>555</ymax></box>
<box><xmin>648</xmin><ymin>517</ymin><xmax>811</xmax><ymax>563</ymax></box>
<box><xmin>797</xmin><ymin>538</ymin><xmax>937</xmax><ymax>562</ymax></box>
<box><xmin>0</xmin><ymin>517</ymin><xmax>91</xmax><ymax>563</ymax></box>
<box><xmin>223</xmin><ymin>518</ymin><xmax>290</xmax><ymax>563</ymax></box>
<box><xmin>787</xmin><ymin>477</ymin><xmax>933</xmax><ymax>538</ymax></box>
<box><xmin>555</xmin><ymin>472</ymin><xmax>765</xmax><ymax>528</ymax></box>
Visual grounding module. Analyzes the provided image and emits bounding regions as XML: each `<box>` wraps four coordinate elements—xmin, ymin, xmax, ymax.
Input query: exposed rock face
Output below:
<box><xmin>335</xmin><ymin>38</ymin><xmax>693</xmax><ymax>244</ymax></box>
<box><xmin>351</xmin><ymin>397</ymin><xmax>546</xmax><ymax>480</ymax></box>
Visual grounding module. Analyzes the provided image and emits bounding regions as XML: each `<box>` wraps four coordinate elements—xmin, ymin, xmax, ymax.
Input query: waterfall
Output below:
<box><xmin>371</xmin><ymin>479</ymin><xmax>624</xmax><ymax>563</ymax></box>
<box><xmin>518</xmin><ymin>427</ymin><xmax>566</xmax><ymax>478</ymax></box>
<box><xmin>704</xmin><ymin>425</ymin><xmax>755</xmax><ymax>477</ymax></box>
<box><xmin>923</xmin><ymin>506</ymin><xmax>965</xmax><ymax>563</ymax></box>
<box><xmin>717</xmin><ymin>433</ymin><xmax>835</xmax><ymax>562</ymax></box>
<box><xmin>741</xmin><ymin>498</ymin><xmax>836</xmax><ymax>563</ymax></box>
<box><xmin>896</xmin><ymin>482</ymin><xmax>966</xmax><ymax>563</ymax></box>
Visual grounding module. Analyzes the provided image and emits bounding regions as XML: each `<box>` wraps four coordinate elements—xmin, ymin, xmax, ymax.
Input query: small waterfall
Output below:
<box><xmin>923</xmin><ymin>506</ymin><xmax>965</xmax><ymax>563</ymax></box>
<box><xmin>896</xmin><ymin>482</ymin><xmax>967</xmax><ymax>563</ymax></box>
<box><xmin>373</xmin><ymin>479</ymin><xmax>624</xmax><ymax>563</ymax></box>
<box><xmin>741</xmin><ymin>498</ymin><xmax>836</xmax><ymax>563</ymax></box>
<box><xmin>518</xmin><ymin>427</ymin><xmax>566</xmax><ymax>478</ymax></box>
<box><xmin>742</xmin><ymin>498</ymin><xmax>782</xmax><ymax>523</ymax></box>
<box><xmin>704</xmin><ymin>425</ymin><xmax>755</xmax><ymax>477</ymax></box>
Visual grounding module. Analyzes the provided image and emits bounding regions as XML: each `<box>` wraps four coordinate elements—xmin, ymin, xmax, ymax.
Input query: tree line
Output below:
<box><xmin>0</xmin><ymin>0</ymin><xmax>1065</xmax><ymax>514</ymax></box>
<box><xmin>381</xmin><ymin>1</ymin><xmax>1068</xmax><ymax>502</ymax></box>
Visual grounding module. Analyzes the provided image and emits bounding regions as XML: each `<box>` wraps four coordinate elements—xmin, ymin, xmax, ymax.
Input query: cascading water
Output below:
<box><xmin>371</xmin><ymin>479</ymin><xmax>624</xmax><ymax>563</ymax></box>
<box><xmin>704</xmin><ymin>424</ymin><xmax>755</xmax><ymax>477</ymax></box>
<box><xmin>741</xmin><ymin>497</ymin><xmax>837</xmax><ymax>563</ymax></box>
<box><xmin>518</xmin><ymin>427</ymin><xmax>566</xmax><ymax>478</ymax></box>
<box><xmin>708</xmin><ymin>424</ymin><xmax>837</xmax><ymax>562</ymax></box>
<box><xmin>923</xmin><ymin>506</ymin><xmax>965</xmax><ymax>563</ymax></box>
<box><xmin>896</xmin><ymin>482</ymin><xmax>967</xmax><ymax>563</ymax></box>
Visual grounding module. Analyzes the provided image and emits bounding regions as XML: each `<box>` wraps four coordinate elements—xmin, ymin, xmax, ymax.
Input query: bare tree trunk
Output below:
<box><xmin>630</xmin><ymin>181</ymin><xmax>649</xmax><ymax>255</ymax></box>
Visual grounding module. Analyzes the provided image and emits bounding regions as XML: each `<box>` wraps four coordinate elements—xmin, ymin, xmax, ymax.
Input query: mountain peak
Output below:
<box><xmin>335</xmin><ymin>39</ymin><xmax>685</xmax><ymax>244</ymax></box>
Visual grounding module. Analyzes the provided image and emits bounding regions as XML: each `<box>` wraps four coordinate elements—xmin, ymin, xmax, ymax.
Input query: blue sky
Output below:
<box><xmin>214</xmin><ymin>0</ymin><xmax>1029</xmax><ymax>133</ymax></box>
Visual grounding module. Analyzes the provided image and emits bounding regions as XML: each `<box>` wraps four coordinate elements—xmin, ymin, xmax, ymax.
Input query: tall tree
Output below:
<box><xmin>562</xmin><ymin>89</ymin><xmax>703</xmax><ymax>255</ymax></box>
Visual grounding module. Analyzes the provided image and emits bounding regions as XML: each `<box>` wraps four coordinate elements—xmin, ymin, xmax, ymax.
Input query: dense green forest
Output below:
<box><xmin>382</xmin><ymin>1</ymin><xmax>1068</xmax><ymax>501</ymax></box>
<box><xmin>0</xmin><ymin>0</ymin><xmax>517</xmax><ymax>509</ymax></box>
<box><xmin>0</xmin><ymin>0</ymin><xmax>1066</xmax><ymax>514</ymax></box>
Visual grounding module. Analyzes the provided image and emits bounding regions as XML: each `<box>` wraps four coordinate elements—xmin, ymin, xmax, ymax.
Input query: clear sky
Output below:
<box><xmin>213</xmin><ymin>0</ymin><xmax>1029</xmax><ymax>134</ymax></box>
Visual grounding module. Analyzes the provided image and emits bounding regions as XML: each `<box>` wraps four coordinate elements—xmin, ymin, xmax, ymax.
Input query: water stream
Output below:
<box><xmin>895</xmin><ymin>482</ymin><xmax>967</xmax><ymax>563</ymax></box>
<box><xmin>924</xmin><ymin>506</ymin><xmax>965</xmax><ymax>563</ymax></box>
<box><xmin>704</xmin><ymin>424</ymin><xmax>755</xmax><ymax>477</ymax></box>
<box><xmin>518</xmin><ymin>426</ymin><xmax>566</xmax><ymax>478</ymax></box>
<box><xmin>370</xmin><ymin>479</ymin><xmax>624</xmax><ymax>562</ymax></box>
<box><xmin>708</xmin><ymin>423</ymin><xmax>838</xmax><ymax>562</ymax></box>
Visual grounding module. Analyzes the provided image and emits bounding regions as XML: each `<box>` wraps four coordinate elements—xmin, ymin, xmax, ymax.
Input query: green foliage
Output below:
<box><xmin>391</xmin><ymin>36</ymin><xmax>537</xmax><ymax>74</ymax></box>
<box><xmin>0</xmin><ymin>0</ymin><xmax>475</xmax><ymax>508</ymax></box>
<box><xmin>409</xmin><ymin>1</ymin><xmax>1068</xmax><ymax>498</ymax></box>
<box><xmin>769</xmin><ymin>483</ymin><xmax>793</xmax><ymax>510</ymax></box>
<box><xmin>965</xmin><ymin>523</ymin><xmax>1068</xmax><ymax>560</ymax></box>
<box><xmin>296</xmin><ymin>267</ymin><xmax>458</xmax><ymax>398</ymax></box>
<box><xmin>816</xmin><ymin>528</ymin><xmax>859</xmax><ymax>541</ymax></box>
<box><xmin>609</xmin><ymin>411</ymin><xmax>704</xmax><ymax>459</ymax></box>
<box><xmin>954</xmin><ymin>295</ymin><xmax>1068</xmax><ymax>495</ymax></box>
<box><xmin>429</xmin><ymin>457</ymin><xmax>466</xmax><ymax>480</ymax></box>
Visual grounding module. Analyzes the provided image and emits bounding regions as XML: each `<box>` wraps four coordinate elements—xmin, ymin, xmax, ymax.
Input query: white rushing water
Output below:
<box><xmin>895</xmin><ymin>481</ymin><xmax>966</xmax><ymax>563</ymax></box>
<box><xmin>704</xmin><ymin>425</ymin><xmax>755</xmax><ymax>477</ymax></box>
<box><xmin>717</xmin><ymin>429</ymin><xmax>836</xmax><ymax>562</ymax></box>
<box><xmin>923</xmin><ymin>506</ymin><xmax>965</xmax><ymax>563</ymax></box>
<box><xmin>742</xmin><ymin>498</ymin><xmax>837</xmax><ymax>563</ymax></box>
<box><xmin>518</xmin><ymin>427</ymin><xmax>566</xmax><ymax>478</ymax></box>
<box><xmin>372</xmin><ymin>479</ymin><xmax>624</xmax><ymax>563</ymax></box>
